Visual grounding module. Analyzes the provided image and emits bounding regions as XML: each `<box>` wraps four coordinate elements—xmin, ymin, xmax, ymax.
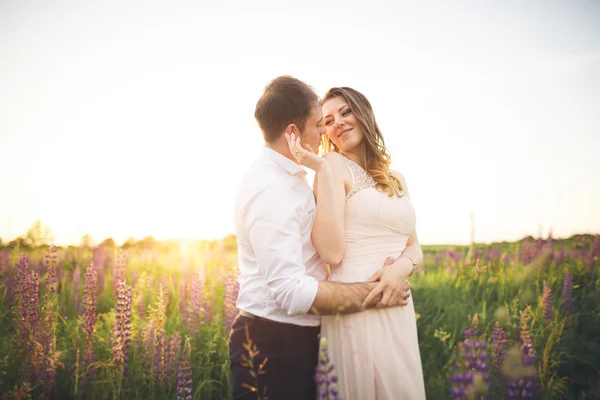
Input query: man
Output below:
<box><xmin>229</xmin><ymin>76</ymin><xmax>413</xmax><ymax>400</ymax></box>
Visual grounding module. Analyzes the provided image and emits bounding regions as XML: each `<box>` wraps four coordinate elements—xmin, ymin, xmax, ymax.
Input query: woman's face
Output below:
<box><xmin>322</xmin><ymin>97</ymin><xmax>364</xmax><ymax>153</ymax></box>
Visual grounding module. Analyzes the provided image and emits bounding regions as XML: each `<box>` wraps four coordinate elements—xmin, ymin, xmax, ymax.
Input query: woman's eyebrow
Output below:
<box><xmin>323</xmin><ymin>105</ymin><xmax>348</xmax><ymax>119</ymax></box>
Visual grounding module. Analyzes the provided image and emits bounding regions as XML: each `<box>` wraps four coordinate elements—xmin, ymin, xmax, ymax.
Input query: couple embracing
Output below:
<box><xmin>229</xmin><ymin>76</ymin><xmax>426</xmax><ymax>400</ymax></box>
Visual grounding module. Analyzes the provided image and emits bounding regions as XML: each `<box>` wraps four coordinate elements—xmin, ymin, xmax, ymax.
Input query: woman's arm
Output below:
<box><xmin>284</xmin><ymin>133</ymin><xmax>349</xmax><ymax>266</ymax></box>
<box><xmin>393</xmin><ymin>170</ymin><xmax>423</xmax><ymax>269</ymax></box>
<box><xmin>311</xmin><ymin>152</ymin><xmax>349</xmax><ymax>265</ymax></box>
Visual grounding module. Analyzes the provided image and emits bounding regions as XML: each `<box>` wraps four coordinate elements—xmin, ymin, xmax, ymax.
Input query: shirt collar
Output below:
<box><xmin>262</xmin><ymin>146</ymin><xmax>308</xmax><ymax>178</ymax></box>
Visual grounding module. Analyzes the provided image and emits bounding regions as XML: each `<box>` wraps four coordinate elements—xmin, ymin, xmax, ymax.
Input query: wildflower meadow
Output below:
<box><xmin>0</xmin><ymin>232</ymin><xmax>598</xmax><ymax>399</ymax></box>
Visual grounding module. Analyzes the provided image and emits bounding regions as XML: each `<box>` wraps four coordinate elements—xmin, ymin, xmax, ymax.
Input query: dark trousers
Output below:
<box><xmin>229</xmin><ymin>314</ymin><xmax>320</xmax><ymax>400</ymax></box>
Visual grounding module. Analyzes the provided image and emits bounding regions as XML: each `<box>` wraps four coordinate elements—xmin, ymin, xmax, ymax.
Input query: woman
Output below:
<box><xmin>287</xmin><ymin>87</ymin><xmax>426</xmax><ymax>399</ymax></box>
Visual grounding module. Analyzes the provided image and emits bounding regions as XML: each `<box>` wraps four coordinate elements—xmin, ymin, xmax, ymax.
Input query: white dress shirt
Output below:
<box><xmin>234</xmin><ymin>147</ymin><xmax>329</xmax><ymax>326</ymax></box>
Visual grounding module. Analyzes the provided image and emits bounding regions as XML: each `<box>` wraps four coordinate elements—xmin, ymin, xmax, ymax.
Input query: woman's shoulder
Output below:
<box><xmin>322</xmin><ymin>151</ymin><xmax>345</xmax><ymax>162</ymax></box>
<box><xmin>322</xmin><ymin>152</ymin><xmax>351</xmax><ymax>181</ymax></box>
<box><xmin>390</xmin><ymin>169</ymin><xmax>405</xmax><ymax>181</ymax></box>
<box><xmin>390</xmin><ymin>169</ymin><xmax>409</xmax><ymax>194</ymax></box>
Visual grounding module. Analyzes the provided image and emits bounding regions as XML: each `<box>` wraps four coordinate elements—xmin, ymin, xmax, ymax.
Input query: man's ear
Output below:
<box><xmin>285</xmin><ymin>123</ymin><xmax>298</xmax><ymax>136</ymax></box>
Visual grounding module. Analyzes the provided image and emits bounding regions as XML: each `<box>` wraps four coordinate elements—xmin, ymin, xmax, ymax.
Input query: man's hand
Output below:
<box><xmin>362</xmin><ymin>256</ymin><xmax>413</xmax><ymax>308</ymax></box>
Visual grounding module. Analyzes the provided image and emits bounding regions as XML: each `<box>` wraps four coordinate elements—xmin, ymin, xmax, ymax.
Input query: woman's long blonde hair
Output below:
<box><xmin>321</xmin><ymin>87</ymin><xmax>403</xmax><ymax>197</ymax></box>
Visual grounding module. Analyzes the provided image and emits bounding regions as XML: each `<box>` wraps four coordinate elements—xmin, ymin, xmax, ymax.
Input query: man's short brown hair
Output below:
<box><xmin>254</xmin><ymin>76</ymin><xmax>319</xmax><ymax>144</ymax></box>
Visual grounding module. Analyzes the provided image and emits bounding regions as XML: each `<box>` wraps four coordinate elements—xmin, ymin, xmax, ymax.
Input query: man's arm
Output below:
<box><xmin>248</xmin><ymin>187</ymin><xmax>388</xmax><ymax>317</ymax></box>
<box><xmin>308</xmin><ymin>280</ymin><xmax>381</xmax><ymax>315</ymax></box>
<box><xmin>310</xmin><ymin>254</ymin><xmax>407</xmax><ymax>315</ymax></box>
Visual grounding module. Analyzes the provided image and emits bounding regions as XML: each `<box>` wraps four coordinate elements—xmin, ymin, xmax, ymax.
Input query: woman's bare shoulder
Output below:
<box><xmin>322</xmin><ymin>152</ymin><xmax>347</xmax><ymax>170</ymax></box>
<box><xmin>323</xmin><ymin>152</ymin><xmax>351</xmax><ymax>180</ymax></box>
<box><xmin>322</xmin><ymin>151</ymin><xmax>345</xmax><ymax>162</ymax></box>
<box><xmin>391</xmin><ymin>170</ymin><xmax>409</xmax><ymax>194</ymax></box>
<box><xmin>390</xmin><ymin>169</ymin><xmax>406</xmax><ymax>182</ymax></box>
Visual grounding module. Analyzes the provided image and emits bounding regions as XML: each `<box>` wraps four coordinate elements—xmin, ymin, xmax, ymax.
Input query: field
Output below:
<box><xmin>0</xmin><ymin>233</ymin><xmax>598</xmax><ymax>399</ymax></box>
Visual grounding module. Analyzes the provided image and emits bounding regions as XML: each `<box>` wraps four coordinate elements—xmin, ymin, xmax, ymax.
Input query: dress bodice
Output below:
<box><xmin>330</xmin><ymin>157</ymin><xmax>417</xmax><ymax>281</ymax></box>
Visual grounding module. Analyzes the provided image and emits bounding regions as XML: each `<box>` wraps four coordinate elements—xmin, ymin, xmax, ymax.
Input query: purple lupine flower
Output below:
<box><xmin>45</xmin><ymin>246</ymin><xmax>58</xmax><ymax>294</ymax></box>
<box><xmin>489</xmin><ymin>245</ymin><xmax>501</xmax><ymax>261</ymax></box>
<box><xmin>504</xmin><ymin>328</ymin><xmax>539</xmax><ymax>399</ymax></box>
<box><xmin>154</xmin><ymin>330</ymin><xmax>167</xmax><ymax>388</ymax></box>
<box><xmin>141</xmin><ymin>323</ymin><xmax>155</xmax><ymax>370</ymax></box>
<box><xmin>506</xmin><ymin>370</ymin><xmax>537</xmax><ymax>400</ymax></box>
<box><xmin>177</xmin><ymin>340</ymin><xmax>193</xmax><ymax>400</ymax></box>
<box><xmin>435</xmin><ymin>252</ymin><xmax>441</xmax><ymax>267</ymax></box>
<box><xmin>12</xmin><ymin>266</ymin><xmax>43</xmax><ymax>386</ymax></box>
<box><xmin>22</xmin><ymin>270</ymin><xmax>40</xmax><ymax>346</ymax></box>
<box><xmin>563</xmin><ymin>270</ymin><xmax>573</xmax><ymax>316</ymax></box>
<box><xmin>39</xmin><ymin>316</ymin><xmax>58</xmax><ymax>399</ymax></box>
<box><xmin>188</xmin><ymin>274</ymin><xmax>204</xmax><ymax>338</ymax></box>
<box><xmin>9</xmin><ymin>254</ymin><xmax>29</xmax><ymax>308</ymax></box>
<box><xmin>21</xmin><ymin>269</ymin><xmax>40</xmax><ymax>329</ymax></box>
<box><xmin>492</xmin><ymin>322</ymin><xmax>507</xmax><ymax>371</ymax></box>
<box><xmin>446</xmin><ymin>249</ymin><xmax>462</xmax><ymax>263</ymax></box>
<box><xmin>81</xmin><ymin>261</ymin><xmax>98</xmax><ymax>381</ymax></box>
<box><xmin>315</xmin><ymin>337</ymin><xmax>342</xmax><ymax>400</ymax></box>
<box><xmin>112</xmin><ymin>281</ymin><xmax>133</xmax><ymax>377</ymax></box>
<box><xmin>23</xmin><ymin>270</ymin><xmax>42</xmax><ymax>385</ymax></box>
<box><xmin>113</xmin><ymin>253</ymin><xmax>126</xmax><ymax>298</ymax></box>
<box><xmin>38</xmin><ymin>247</ymin><xmax>59</xmax><ymax>398</ymax></box>
<box><xmin>224</xmin><ymin>270</ymin><xmax>240</xmax><ymax>332</ymax></box>
<box><xmin>166</xmin><ymin>331</ymin><xmax>182</xmax><ymax>386</ymax></box>
<box><xmin>92</xmin><ymin>246</ymin><xmax>105</xmax><ymax>291</ymax></box>
<box><xmin>542</xmin><ymin>281</ymin><xmax>553</xmax><ymax>324</ymax></box>
<box><xmin>450</xmin><ymin>327</ymin><xmax>491</xmax><ymax>399</ymax></box>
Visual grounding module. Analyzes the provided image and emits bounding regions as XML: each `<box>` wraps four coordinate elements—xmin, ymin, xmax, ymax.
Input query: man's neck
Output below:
<box><xmin>265</xmin><ymin>141</ymin><xmax>298</xmax><ymax>164</ymax></box>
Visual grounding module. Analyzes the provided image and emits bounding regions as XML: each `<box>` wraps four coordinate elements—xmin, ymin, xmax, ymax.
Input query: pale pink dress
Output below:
<box><xmin>319</xmin><ymin>157</ymin><xmax>426</xmax><ymax>400</ymax></box>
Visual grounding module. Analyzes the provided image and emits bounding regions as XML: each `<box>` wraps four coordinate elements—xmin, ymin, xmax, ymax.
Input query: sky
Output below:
<box><xmin>1</xmin><ymin>0</ymin><xmax>599</xmax><ymax>246</ymax></box>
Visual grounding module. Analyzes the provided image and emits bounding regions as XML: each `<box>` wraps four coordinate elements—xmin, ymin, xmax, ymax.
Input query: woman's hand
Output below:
<box><xmin>285</xmin><ymin>132</ymin><xmax>325</xmax><ymax>173</ymax></box>
<box><xmin>362</xmin><ymin>256</ymin><xmax>413</xmax><ymax>308</ymax></box>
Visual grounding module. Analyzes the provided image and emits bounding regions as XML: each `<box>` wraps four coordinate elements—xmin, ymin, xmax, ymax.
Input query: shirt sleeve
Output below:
<box><xmin>246</xmin><ymin>188</ymin><xmax>319</xmax><ymax>316</ymax></box>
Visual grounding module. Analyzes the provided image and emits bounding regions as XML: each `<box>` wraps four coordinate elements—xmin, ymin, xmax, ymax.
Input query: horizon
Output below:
<box><xmin>1</xmin><ymin>220</ymin><xmax>597</xmax><ymax>249</ymax></box>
